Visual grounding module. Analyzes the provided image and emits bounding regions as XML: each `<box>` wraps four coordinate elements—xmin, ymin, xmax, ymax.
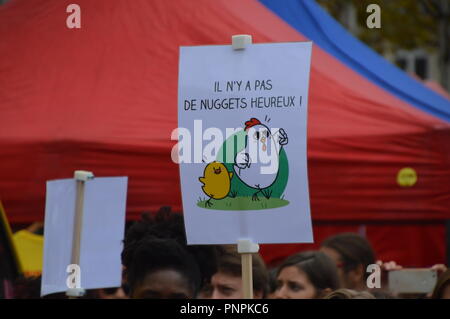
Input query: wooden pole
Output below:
<box><xmin>241</xmin><ymin>253</ymin><xmax>254</xmax><ymax>299</ymax></box>
<box><xmin>71</xmin><ymin>180</ymin><xmax>85</xmax><ymax>270</ymax></box>
<box><xmin>237</xmin><ymin>239</ymin><xmax>259</xmax><ymax>300</ymax></box>
<box><xmin>66</xmin><ymin>170</ymin><xmax>93</xmax><ymax>298</ymax></box>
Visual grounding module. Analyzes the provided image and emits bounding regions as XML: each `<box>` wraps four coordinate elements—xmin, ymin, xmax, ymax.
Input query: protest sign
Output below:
<box><xmin>177</xmin><ymin>41</ymin><xmax>313</xmax><ymax>245</ymax></box>
<box><xmin>41</xmin><ymin>176</ymin><xmax>127</xmax><ymax>296</ymax></box>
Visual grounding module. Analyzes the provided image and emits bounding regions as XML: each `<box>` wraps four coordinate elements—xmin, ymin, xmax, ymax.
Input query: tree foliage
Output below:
<box><xmin>317</xmin><ymin>0</ymin><xmax>441</xmax><ymax>53</ymax></box>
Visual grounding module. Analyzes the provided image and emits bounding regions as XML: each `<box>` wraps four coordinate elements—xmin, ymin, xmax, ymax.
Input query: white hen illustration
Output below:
<box><xmin>233</xmin><ymin>118</ymin><xmax>288</xmax><ymax>200</ymax></box>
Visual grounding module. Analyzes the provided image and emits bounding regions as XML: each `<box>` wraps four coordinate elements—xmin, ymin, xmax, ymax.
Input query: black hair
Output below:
<box><xmin>13</xmin><ymin>276</ymin><xmax>41</xmax><ymax>299</ymax></box>
<box><xmin>126</xmin><ymin>236</ymin><xmax>201</xmax><ymax>296</ymax></box>
<box><xmin>121</xmin><ymin>207</ymin><xmax>219</xmax><ymax>295</ymax></box>
<box><xmin>321</xmin><ymin>232</ymin><xmax>376</xmax><ymax>279</ymax></box>
<box><xmin>277</xmin><ymin>251</ymin><xmax>340</xmax><ymax>294</ymax></box>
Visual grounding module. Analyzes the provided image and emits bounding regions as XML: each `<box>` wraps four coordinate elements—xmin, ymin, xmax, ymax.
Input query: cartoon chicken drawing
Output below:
<box><xmin>233</xmin><ymin>118</ymin><xmax>288</xmax><ymax>200</ymax></box>
<box><xmin>199</xmin><ymin>161</ymin><xmax>233</xmax><ymax>207</ymax></box>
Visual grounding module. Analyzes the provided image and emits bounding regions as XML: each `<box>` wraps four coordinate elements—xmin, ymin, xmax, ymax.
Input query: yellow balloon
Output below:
<box><xmin>397</xmin><ymin>167</ymin><xmax>417</xmax><ymax>187</ymax></box>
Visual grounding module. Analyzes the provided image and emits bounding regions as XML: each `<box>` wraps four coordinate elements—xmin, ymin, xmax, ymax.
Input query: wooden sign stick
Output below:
<box><xmin>238</xmin><ymin>239</ymin><xmax>260</xmax><ymax>299</ymax></box>
<box><xmin>66</xmin><ymin>170</ymin><xmax>94</xmax><ymax>298</ymax></box>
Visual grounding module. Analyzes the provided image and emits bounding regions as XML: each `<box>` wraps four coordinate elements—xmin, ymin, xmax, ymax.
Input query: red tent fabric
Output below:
<box><xmin>1</xmin><ymin>0</ymin><xmax>449</xmax><ymax>266</ymax></box>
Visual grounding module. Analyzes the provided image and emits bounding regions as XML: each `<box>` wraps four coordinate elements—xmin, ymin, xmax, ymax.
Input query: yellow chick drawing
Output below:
<box><xmin>199</xmin><ymin>161</ymin><xmax>233</xmax><ymax>207</ymax></box>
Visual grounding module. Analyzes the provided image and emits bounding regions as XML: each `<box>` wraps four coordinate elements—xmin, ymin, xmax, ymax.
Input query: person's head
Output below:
<box><xmin>431</xmin><ymin>269</ymin><xmax>450</xmax><ymax>299</ymax></box>
<box><xmin>124</xmin><ymin>236</ymin><xmax>201</xmax><ymax>299</ymax></box>
<box><xmin>199</xmin><ymin>245</ymin><xmax>268</xmax><ymax>299</ymax></box>
<box><xmin>274</xmin><ymin>251</ymin><xmax>340</xmax><ymax>299</ymax></box>
<box><xmin>13</xmin><ymin>276</ymin><xmax>42</xmax><ymax>299</ymax></box>
<box><xmin>321</xmin><ymin>233</ymin><xmax>375</xmax><ymax>290</ymax></box>
<box><xmin>97</xmin><ymin>287</ymin><xmax>128</xmax><ymax>299</ymax></box>
<box><xmin>324</xmin><ymin>288</ymin><xmax>375</xmax><ymax>299</ymax></box>
<box><xmin>121</xmin><ymin>207</ymin><xmax>219</xmax><ymax>298</ymax></box>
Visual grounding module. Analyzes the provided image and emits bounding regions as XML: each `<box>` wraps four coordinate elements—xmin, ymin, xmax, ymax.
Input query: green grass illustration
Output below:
<box><xmin>197</xmin><ymin>196</ymin><xmax>289</xmax><ymax>211</ymax></box>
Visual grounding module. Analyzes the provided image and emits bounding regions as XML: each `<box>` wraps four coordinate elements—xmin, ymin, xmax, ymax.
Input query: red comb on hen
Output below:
<box><xmin>244</xmin><ymin>118</ymin><xmax>261</xmax><ymax>131</ymax></box>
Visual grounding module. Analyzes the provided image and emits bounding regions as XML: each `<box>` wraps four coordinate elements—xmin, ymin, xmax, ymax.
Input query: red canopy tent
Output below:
<box><xmin>1</xmin><ymin>0</ymin><xmax>449</xmax><ymax>266</ymax></box>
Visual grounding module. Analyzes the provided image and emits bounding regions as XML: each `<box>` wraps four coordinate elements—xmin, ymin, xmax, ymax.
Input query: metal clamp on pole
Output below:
<box><xmin>66</xmin><ymin>170</ymin><xmax>94</xmax><ymax>298</ymax></box>
<box><xmin>237</xmin><ymin>239</ymin><xmax>260</xmax><ymax>254</ymax></box>
<box><xmin>232</xmin><ymin>34</ymin><xmax>252</xmax><ymax>50</ymax></box>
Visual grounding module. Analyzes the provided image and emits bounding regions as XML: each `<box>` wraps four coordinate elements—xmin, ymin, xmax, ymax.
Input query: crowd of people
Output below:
<box><xmin>12</xmin><ymin>207</ymin><xmax>450</xmax><ymax>299</ymax></box>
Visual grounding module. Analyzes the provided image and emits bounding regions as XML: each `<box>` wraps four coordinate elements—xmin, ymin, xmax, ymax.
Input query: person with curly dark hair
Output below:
<box><xmin>124</xmin><ymin>236</ymin><xmax>202</xmax><ymax>298</ymax></box>
<box><xmin>121</xmin><ymin>206</ymin><xmax>218</xmax><ymax>299</ymax></box>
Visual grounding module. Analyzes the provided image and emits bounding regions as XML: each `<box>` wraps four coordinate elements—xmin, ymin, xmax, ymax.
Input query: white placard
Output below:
<box><xmin>41</xmin><ymin>177</ymin><xmax>128</xmax><ymax>296</ymax></box>
<box><xmin>177</xmin><ymin>42</ymin><xmax>313</xmax><ymax>245</ymax></box>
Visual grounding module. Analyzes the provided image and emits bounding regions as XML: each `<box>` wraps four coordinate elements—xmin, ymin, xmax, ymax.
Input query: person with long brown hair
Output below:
<box><xmin>273</xmin><ymin>251</ymin><xmax>340</xmax><ymax>299</ymax></box>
